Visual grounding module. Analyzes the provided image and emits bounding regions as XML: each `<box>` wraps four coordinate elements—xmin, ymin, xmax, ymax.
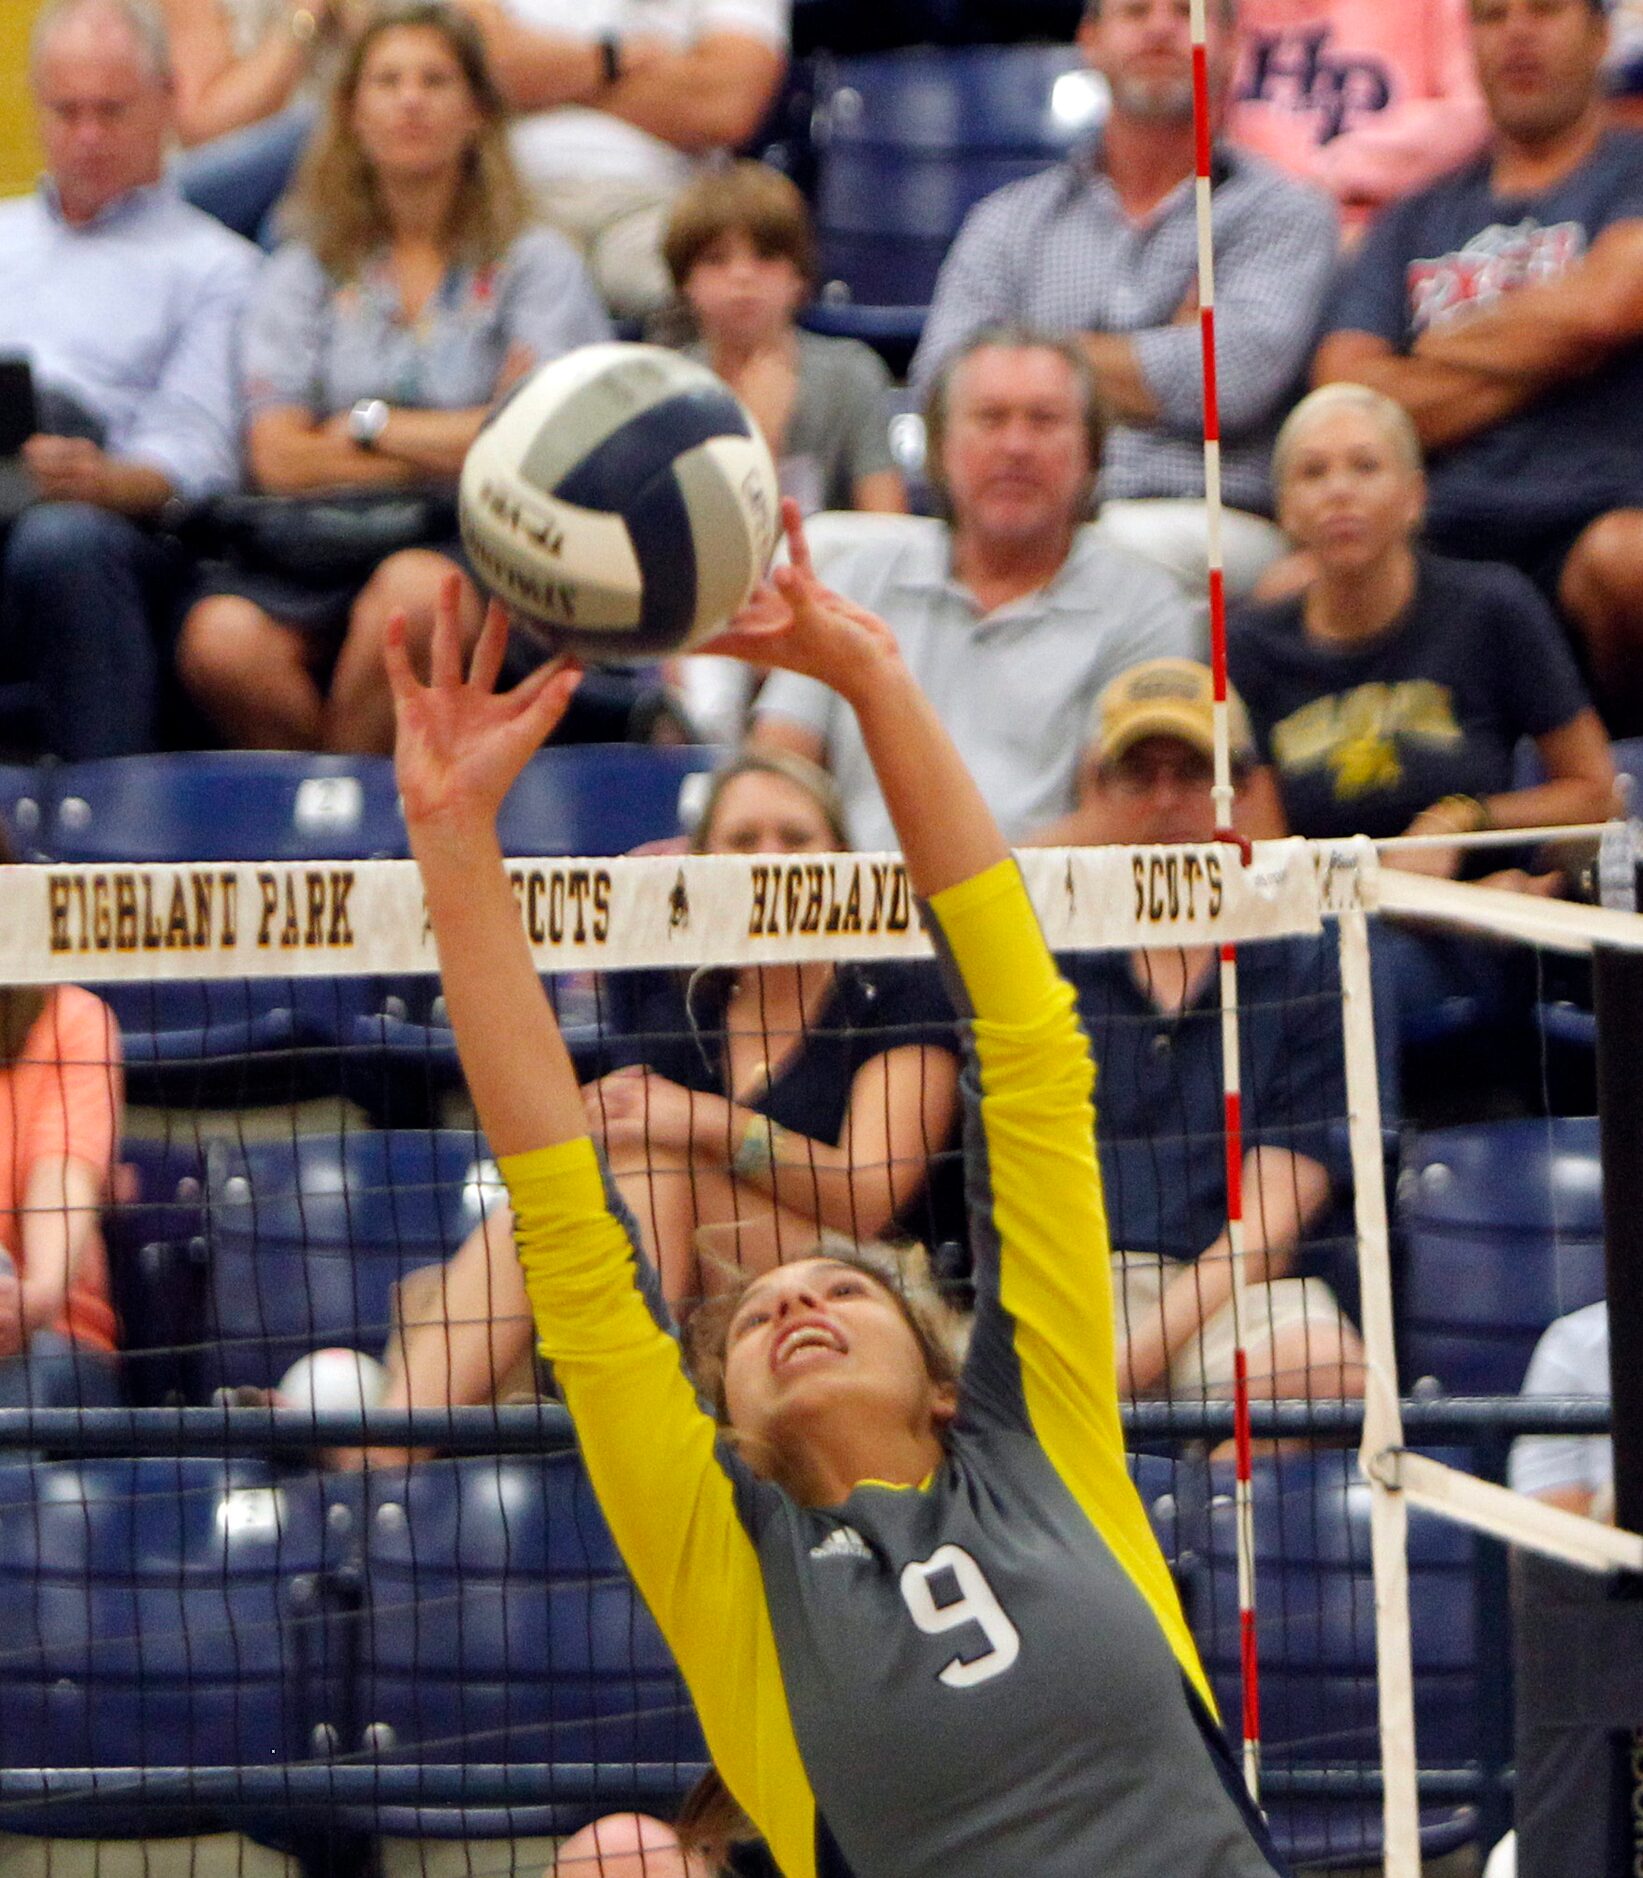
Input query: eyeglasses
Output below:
<box><xmin>1105</xmin><ymin>750</ymin><xmax>1217</xmax><ymax>796</ymax></box>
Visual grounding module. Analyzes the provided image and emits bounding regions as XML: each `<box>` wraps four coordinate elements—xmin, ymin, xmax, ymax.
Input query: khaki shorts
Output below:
<box><xmin>1112</xmin><ymin>1250</ymin><xmax>1350</xmax><ymax>1398</ymax></box>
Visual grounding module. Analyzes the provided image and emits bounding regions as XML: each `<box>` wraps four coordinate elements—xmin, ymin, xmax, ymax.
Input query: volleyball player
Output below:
<box><xmin>386</xmin><ymin>502</ymin><xmax>1289</xmax><ymax>1878</ymax></box>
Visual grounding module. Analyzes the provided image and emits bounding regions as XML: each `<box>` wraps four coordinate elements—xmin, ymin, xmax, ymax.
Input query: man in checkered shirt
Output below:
<box><xmin>909</xmin><ymin>0</ymin><xmax>1337</xmax><ymax>616</ymax></box>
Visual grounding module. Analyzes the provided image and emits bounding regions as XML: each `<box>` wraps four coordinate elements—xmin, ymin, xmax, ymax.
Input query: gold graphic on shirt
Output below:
<box><xmin>1270</xmin><ymin>681</ymin><xmax>1462</xmax><ymax>802</ymax></box>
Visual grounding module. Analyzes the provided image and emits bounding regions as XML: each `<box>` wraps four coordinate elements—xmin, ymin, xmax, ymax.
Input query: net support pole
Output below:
<box><xmin>1186</xmin><ymin>0</ymin><xmax>1261</xmax><ymax>1800</ymax></box>
<box><xmin>1338</xmin><ymin>909</ymin><xmax>1422</xmax><ymax>1877</ymax></box>
<box><xmin>1595</xmin><ymin>944</ymin><xmax>1643</xmax><ymax>1539</ymax></box>
<box><xmin>1187</xmin><ymin>0</ymin><xmax>1261</xmax><ymax>1801</ymax></box>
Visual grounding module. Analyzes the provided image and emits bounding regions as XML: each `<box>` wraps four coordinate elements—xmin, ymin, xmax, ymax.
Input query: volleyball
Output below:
<box><xmin>459</xmin><ymin>342</ymin><xmax>781</xmax><ymax>659</ymax></box>
<box><xmin>277</xmin><ymin>1348</ymin><xmax>390</xmax><ymax>1417</ymax></box>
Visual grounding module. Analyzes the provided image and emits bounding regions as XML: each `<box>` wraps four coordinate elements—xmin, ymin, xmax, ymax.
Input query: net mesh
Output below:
<box><xmin>0</xmin><ymin>834</ymin><xmax>1628</xmax><ymax>1875</ymax></box>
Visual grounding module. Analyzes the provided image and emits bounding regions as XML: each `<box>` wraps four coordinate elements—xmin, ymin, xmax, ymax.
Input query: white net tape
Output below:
<box><xmin>0</xmin><ymin>838</ymin><xmax>1361</xmax><ymax>984</ymax></box>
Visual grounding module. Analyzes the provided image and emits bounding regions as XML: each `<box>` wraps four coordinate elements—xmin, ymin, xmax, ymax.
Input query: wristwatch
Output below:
<box><xmin>347</xmin><ymin>397</ymin><xmax>390</xmax><ymax>450</ymax></box>
<box><xmin>599</xmin><ymin>34</ymin><xmax>622</xmax><ymax>83</ymax></box>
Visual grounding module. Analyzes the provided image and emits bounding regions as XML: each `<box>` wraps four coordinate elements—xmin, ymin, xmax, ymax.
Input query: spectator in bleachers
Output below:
<box><xmin>666</xmin><ymin>162</ymin><xmax>906</xmax><ymax>517</ymax></box>
<box><xmin>0</xmin><ymin>0</ymin><xmax>257</xmax><ymax>760</ymax></box>
<box><xmin>1510</xmin><ymin>1299</ymin><xmax>1611</xmax><ymax>1517</ymax></box>
<box><xmin>908</xmin><ymin>0</ymin><xmax>1337</xmax><ymax>613</ymax></box>
<box><xmin>1230</xmin><ymin>385</ymin><xmax>1614</xmax><ymax>864</ymax></box>
<box><xmin>351</xmin><ymin>748</ymin><xmax>961</xmax><ymax>1453</ymax></box>
<box><xmin>175</xmin><ymin>1</ymin><xmax>609</xmax><ymax>754</ymax></box>
<box><xmin>1314</xmin><ymin>0</ymin><xmax>1643</xmax><ymax>730</ymax></box>
<box><xmin>1034</xmin><ymin>659</ymin><xmax>1362</xmax><ymax>1404</ymax></box>
<box><xmin>456</xmin><ymin>0</ymin><xmax>788</xmax><ymax>320</ymax></box>
<box><xmin>1230</xmin><ymin>383</ymin><xmax>1614</xmax><ymax>1049</ymax></box>
<box><xmin>750</xmin><ymin>328</ymin><xmax>1197</xmax><ymax>850</ymax></box>
<box><xmin>0</xmin><ymin>826</ymin><xmax>124</xmax><ymax>1411</ymax></box>
<box><xmin>1228</xmin><ymin>0</ymin><xmax>1488</xmax><ymax>234</ymax></box>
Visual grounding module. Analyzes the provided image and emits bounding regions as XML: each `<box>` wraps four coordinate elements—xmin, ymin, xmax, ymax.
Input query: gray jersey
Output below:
<box><xmin>506</xmin><ymin>861</ymin><xmax>1287</xmax><ymax>1877</ymax></box>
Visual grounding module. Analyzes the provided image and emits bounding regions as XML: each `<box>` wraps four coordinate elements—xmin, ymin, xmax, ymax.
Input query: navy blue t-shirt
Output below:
<box><xmin>603</xmin><ymin>959</ymin><xmax>960</xmax><ymax>1143</ymax></box>
<box><xmin>1327</xmin><ymin>130</ymin><xmax>1643</xmax><ymax>538</ymax></box>
<box><xmin>1062</xmin><ymin>936</ymin><xmax>1351</xmax><ymax>1271</ymax></box>
<box><xmin>1228</xmin><ymin>552</ymin><xmax>1591</xmax><ymax>841</ymax></box>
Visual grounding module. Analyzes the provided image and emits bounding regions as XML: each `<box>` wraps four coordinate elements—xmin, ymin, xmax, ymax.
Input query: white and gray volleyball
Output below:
<box><xmin>460</xmin><ymin>342</ymin><xmax>781</xmax><ymax>658</ymax></box>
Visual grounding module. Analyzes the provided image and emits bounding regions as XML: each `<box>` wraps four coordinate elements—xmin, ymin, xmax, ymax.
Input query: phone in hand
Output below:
<box><xmin>0</xmin><ymin>357</ymin><xmax>38</xmax><ymax>458</ymax></box>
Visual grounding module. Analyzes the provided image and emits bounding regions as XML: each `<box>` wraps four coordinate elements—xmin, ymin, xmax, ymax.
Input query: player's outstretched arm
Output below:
<box><xmin>712</xmin><ymin>501</ymin><xmax>1008</xmax><ymax>900</ymax></box>
<box><xmin>386</xmin><ymin>574</ymin><xmax>586</xmax><ymax>1159</ymax></box>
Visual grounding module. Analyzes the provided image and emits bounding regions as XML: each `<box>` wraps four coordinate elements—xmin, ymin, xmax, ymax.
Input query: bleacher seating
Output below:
<box><xmin>37</xmin><ymin>752</ymin><xmax>407</xmax><ymax>864</ymax></box>
<box><xmin>0</xmin><ymin>760</ymin><xmax>43</xmax><ymax>854</ymax></box>
<box><xmin>1398</xmin><ymin>1119</ymin><xmax>1608</xmax><ymax>1397</ymax></box>
<box><xmin>104</xmin><ymin>1132</ymin><xmax>209</xmax><ymax>1407</ymax></box>
<box><xmin>0</xmin><ymin>1451</ymin><xmax>702</xmax><ymax>1845</ymax></box>
<box><xmin>1196</xmin><ymin>1453</ymin><xmax>1481</xmax><ymax>1870</ymax></box>
<box><xmin>0</xmin><ymin>1457</ymin><xmax>333</xmax><ymax>1832</ymax></box>
<box><xmin>493</xmin><ymin>743</ymin><xmax>716</xmax><ymax>858</ymax></box>
<box><xmin>196</xmin><ymin>1131</ymin><xmax>503</xmax><ymax>1397</ymax></box>
<box><xmin>349</xmin><ymin>1453</ymin><xmax>704</xmax><ymax>1838</ymax></box>
<box><xmin>807</xmin><ymin>44</ymin><xmax>1106</xmax><ymax>358</ymax></box>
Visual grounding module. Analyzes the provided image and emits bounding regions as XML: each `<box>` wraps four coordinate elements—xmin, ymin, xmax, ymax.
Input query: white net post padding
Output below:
<box><xmin>1337</xmin><ymin>905</ymin><xmax>1421</xmax><ymax>1877</ymax></box>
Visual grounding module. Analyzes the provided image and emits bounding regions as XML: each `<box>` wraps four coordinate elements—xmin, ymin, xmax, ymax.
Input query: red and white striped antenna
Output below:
<box><xmin>1187</xmin><ymin>0</ymin><xmax>1262</xmax><ymax>1803</ymax></box>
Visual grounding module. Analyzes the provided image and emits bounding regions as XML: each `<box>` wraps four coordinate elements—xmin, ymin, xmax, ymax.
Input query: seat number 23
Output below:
<box><xmin>898</xmin><ymin>1544</ymin><xmax>1021</xmax><ymax>1689</ymax></box>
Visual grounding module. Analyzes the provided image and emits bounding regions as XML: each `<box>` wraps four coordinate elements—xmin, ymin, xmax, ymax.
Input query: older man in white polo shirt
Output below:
<box><xmin>750</xmin><ymin>327</ymin><xmax>1198</xmax><ymax>851</ymax></box>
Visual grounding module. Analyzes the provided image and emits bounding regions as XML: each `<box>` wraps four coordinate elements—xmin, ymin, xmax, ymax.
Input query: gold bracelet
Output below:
<box><xmin>289</xmin><ymin>6</ymin><xmax>319</xmax><ymax>45</ymax></box>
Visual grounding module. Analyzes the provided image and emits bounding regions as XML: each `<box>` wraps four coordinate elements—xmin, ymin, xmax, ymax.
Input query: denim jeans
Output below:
<box><xmin>2</xmin><ymin>501</ymin><xmax>186</xmax><ymax>758</ymax></box>
<box><xmin>0</xmin><ymin>1330</ymin><xmax>121</xmax><ymax>1410</ymax></box>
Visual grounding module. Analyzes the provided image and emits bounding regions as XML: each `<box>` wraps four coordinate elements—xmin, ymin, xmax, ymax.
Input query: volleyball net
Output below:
<box><xmin>0</xmin><ymin>831</ymin><xmax>1632</xmax><ymax>1874</ymax></box>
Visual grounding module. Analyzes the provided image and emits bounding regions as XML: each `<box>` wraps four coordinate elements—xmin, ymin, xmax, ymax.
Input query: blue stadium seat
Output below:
<box><xmin>0</xmin><ymin>761</ymin><xmax>45</xmax><ymax>856</ymax></box>
<box><xmin>351</xmin><ymin>1453</ymin><xmax>705</xmax><ymax>1836</ymax></box>
<box><xmin>809</xmin><ymin>45</ymin><xmax>1106</xmax><ymax>345</ymax></box>
<box><xmin>332</xmin><ymin>746</ymin><xmax>712</xmax><ymax>1118</ymax></box>
<box><xmin>105</xmin><ymin>1132</ymin><xmax>209</xmax><ymax>1406</ymax></box>
<box><xmin>0</xmin><ymin>1457</ymin><xmax>333</xmax><ymax>1816</ymax></box>
<box><xmin>493</xmin><ymin>743</ymin><xmax>716</xmax><ymax>857</ymax></box>
<box><xmin>1195</xmin><ymin>1453</ymin><xmax>1479</xmax><ymax>1869</ymax></box>
<box><xmin>197</xmin><ymin>1131</ymin><xmax>503</xmax><ymax>1394</ymax></box>
<box><xmin>1398</xmin><ymin>1118</ymin><xmax>1607</xmax><ymax>1396</ymax></box>
<box><xmin>1128</xmin><ymin>1449</ymin><xmax>1202</xmax><ymax>1569</ymax></box>
<box><xmin>39</xmin><ymin>751</ymin><xmax>407</xmax><ymax>862</ymax></box>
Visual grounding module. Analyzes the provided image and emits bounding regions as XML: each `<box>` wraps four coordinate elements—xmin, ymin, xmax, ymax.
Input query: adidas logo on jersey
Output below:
<box><xmin>809</xmin><ymin>1525</ymin><xmax>872</xmax><ymax>1562</ymax></box>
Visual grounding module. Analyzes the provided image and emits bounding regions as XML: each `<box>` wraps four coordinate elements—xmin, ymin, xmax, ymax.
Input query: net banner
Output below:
<box><xmin>0</xmin><ymin>837</ymin><xmax>1373</xmax><ymax>985</ymax></box>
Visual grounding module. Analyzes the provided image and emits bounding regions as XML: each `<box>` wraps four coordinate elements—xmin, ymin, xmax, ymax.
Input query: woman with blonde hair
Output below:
<box><xmin>1230</xmin><ymin>381</ymin><xmax>1615</xmax><ymax>1047</ymax></box>
<box><xmin>177</xmin><ymin>1</ymin><xmax>609</xmax><ymax>754</ymax></box>
<box><xmin>1232</xmin><ymin>381</ymin><xmax>1612</xmax><ymax>865</ymax></box>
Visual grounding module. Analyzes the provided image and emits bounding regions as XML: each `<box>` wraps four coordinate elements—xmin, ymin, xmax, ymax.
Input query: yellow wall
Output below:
<box><xmin>0</xmin><ymin>2</ymin><xmax>40</xmax><ymax>195</ymax></box>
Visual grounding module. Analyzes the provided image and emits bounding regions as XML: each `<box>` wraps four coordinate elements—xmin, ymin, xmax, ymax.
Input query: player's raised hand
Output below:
<box><xmin>388</xmin><ymin>571</ymin><xmax>582</xmax><ymax>834</ymax></box>
<box><xmin>705</xmin><ymin>500</ymin><xmax>903</xmax><ymax>707</ymax></box>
